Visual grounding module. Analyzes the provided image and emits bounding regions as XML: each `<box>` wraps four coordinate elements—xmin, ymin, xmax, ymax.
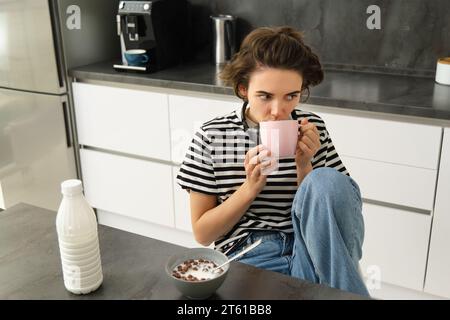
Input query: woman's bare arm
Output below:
<box><xmin>190</xmin><ymin>182</ymin><xmax>257</xmax><ymax>246</ymax></box>
<box><xmin>190</xmin><ymin>145</ymin><xmax>273</xmax><ymax>246</ymax></box>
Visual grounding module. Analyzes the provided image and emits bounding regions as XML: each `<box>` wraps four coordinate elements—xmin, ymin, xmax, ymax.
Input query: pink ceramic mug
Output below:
<box><xmin>260</xmin><ymin>120</ymin><xmax>299</xmax><ymax>158</ymax></box>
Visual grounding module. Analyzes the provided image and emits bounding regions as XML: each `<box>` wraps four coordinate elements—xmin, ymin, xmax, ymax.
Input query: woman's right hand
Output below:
<box><xmin>243</xmin><ymin>144</ymin><xmax>274</xmax><ymax>195</ymax></box>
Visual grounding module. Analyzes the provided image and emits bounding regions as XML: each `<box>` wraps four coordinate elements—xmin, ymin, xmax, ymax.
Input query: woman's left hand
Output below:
<box><xmin>295</xmin><ymin>118</ymin><xmax>321</xmax><ymax>171</ymax></box>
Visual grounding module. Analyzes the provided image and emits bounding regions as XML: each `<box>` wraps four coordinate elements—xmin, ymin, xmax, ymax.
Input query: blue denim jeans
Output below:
<box><xmin>227</xmin><ymin>167</ymin><xmax>370</xmax><ymax>297</ymax></box>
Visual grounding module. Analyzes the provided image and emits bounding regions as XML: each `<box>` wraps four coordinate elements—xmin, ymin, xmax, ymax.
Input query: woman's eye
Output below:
<box><xmin>287</xmin><ymin>94</ymin><xmax>298</xmax><ymax>101</ymax></box>
<box><xmin>258</xmin><ymin>95</ymin><xmax>270</xmax><ymax>100</ymax></box>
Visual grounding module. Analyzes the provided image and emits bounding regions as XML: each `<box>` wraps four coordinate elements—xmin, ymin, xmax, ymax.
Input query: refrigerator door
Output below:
<box><xmin>0</xmin><ymin>88</ymin><xmax>76</xmax><ymax>211</ymax></box>
<box><xmin>0</xmin><ymin>0</ymin><xmax>64</xmax><ymax>94</ymax></box>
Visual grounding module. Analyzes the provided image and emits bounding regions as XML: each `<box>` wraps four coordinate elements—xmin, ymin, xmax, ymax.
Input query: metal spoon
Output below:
<box><xmin>211</xmin><ymin>238</ymin><xmax>263</xmax><ymax>273</ymax></box>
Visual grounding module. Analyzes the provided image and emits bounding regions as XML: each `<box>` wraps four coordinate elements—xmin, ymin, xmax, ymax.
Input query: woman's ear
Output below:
<box><xmin>238</xmin><ymin>84</ymin><xmax>248</xmax><ymax>100</ymax></box>
<box><xmin>300</xmin><ymin>87</ymin><xmax>310</xmax><ymax>103</ymax></box>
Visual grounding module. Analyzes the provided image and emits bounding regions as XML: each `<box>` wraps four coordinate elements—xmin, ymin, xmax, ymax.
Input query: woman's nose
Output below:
<box><xmin>270</xmin><ymin>101</ymin><xmax>283</xmax><ymax>119</ymax></box>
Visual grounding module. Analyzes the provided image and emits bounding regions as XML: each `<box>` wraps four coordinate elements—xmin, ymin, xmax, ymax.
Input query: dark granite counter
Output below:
<box><xmin>0</xmin><ymin>203</ymin><xmax>367</xmax><ymax>300</ymax></box>
<box><xmin>69</xmin><ymin>60</ymin><xmax>450</xmax><ymax>123</ymax></box>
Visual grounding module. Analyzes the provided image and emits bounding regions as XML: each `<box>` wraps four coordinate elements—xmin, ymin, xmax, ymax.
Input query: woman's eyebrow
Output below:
<box><xmin>255</xmin><ymin>90</ymin><xmax>301</xmax><ymax>95</ymax></box>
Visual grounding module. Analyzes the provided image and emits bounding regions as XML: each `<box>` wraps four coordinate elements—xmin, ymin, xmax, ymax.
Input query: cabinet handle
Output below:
<box><xmin>62</xmin><ymin>101</ymin><xmax>72</xmax><ymax>148</ymax></box>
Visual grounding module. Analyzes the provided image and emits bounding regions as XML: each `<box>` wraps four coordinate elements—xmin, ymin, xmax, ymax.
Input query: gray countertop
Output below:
<box><xmin>0</xmin><ymin>203</ymin><xmax>367</xmax><ymax>300</ymax></box>
<box><xmin>69</xmin><ymin>60</ymin><xmax>450</xmax><ymax>122</ymax></box>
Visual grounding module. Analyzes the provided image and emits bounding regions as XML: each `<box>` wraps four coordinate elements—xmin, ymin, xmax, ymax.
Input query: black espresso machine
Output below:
<box><xmin>113</xmin><ymin>0</ymin><xmax>190</xmax><ymax>72</ymax></box>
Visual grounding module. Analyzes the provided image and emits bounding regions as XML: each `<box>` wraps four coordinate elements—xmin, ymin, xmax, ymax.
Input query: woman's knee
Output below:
<box><xmin>305</xmin><ymin>167</ymin><xmax>354</xmax><ymax>190</ymax></box>
<box><xmin>293</xmin><ymin>167</ymin><xmax>362</xmax><ymax>217</ymax></box>
<box><xmin>298</xmin><ymin>167</ymin><xmax>357</xmax><ymax>195</ymax></box>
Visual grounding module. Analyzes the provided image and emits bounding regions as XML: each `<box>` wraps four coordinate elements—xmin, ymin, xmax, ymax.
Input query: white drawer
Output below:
<box><xmin>360</xmin><ymin>202</ymin><xmax>431</xmax><ymax>291</ymax></box>
<box><xmin>73</xmin><ymin>82</ymin><xmax>170</xmax><ymax>161</ymax></box>
<box><xmin>303</xmin><ymin>108</ymin><xmax>442</xmax><ymax>170</ymax></box>
<box><xmin>80</xmin><ymin>149</ymin><xmax>174</xmax><ymax>227</ymax></box>
<box><xmin>169</xmin><ymin>94</ymin><xmax>239</xmax><ymax>164</ymax></box>
<box><xmin>343</xmin><ymin>156</ymin><xmax>437</xmax><ymax>211</ymax></box>
<box><xmin>172</xmin><ymin>166</ymin><xmax>192</xmax><ymax>232</ymax></box>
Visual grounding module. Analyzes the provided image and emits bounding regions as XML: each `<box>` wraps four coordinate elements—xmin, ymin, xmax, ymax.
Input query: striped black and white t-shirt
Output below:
<box><xmin>176</xmin><ymin>104</ymin><xmax>349</xmax><ymax>253</ymax></box>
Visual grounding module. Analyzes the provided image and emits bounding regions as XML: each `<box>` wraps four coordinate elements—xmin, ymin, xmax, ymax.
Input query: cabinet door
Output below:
<box><xmin>80</xmin><ymin>149</ymin><xmax>174</xmax><ymax>227</ymax></box>
<box><xmin>301</xmin><ymin>106</ymin><xmax>442</xmax><ymax>170</ymax></box>
<box><xmin>172</xmin><ymin>166</ymin><xmax>192</xmax><ymax>232</ymax></box>
<box><xmin>342</xmin><ymin>156</ymin><xmax>437</xmax><ymax>211</ymax></box>
<box><xmin>425</xmin><ymin>128</ymin><xmax>450</xmax><ymax>298</ymax></box>
<box><xmin>360</xmin><ymin>203</ymin><xmax>431</xmax><ymax>291</ymax></box>
<box><xmin>169</xmin><ymin>93</ymin><xmax>240</xmax><ymax>164</ymax></box>
<box><xmin>73</xmin><ymin>82</ymin><xmax>170</xmax><ymax>161</ymax></box>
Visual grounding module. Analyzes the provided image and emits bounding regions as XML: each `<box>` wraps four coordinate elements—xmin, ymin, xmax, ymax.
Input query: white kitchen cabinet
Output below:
<box><xmin>73</xmin><ymin>82</ymin><xmax>171</xmax><ymax>161</ymax></box>
<box><xmin>80</xmin><ymin>148</ymin><xmax>174</xmax><ymax>228</ymax></box>
<box><xmin>425</xmin><ymin>128</ymin><xmax>450</xmax><ymax>298</ymax></box>
<box><xmin>360</xmin><ymin>202</ymin><xmax>432</xmax><ymax>291</ymax></box>
<box><xmin>342</xmin><ymin>155</ymin><xmax>437</xmax><ymax>211</ymax></box>
<box><xmin>302</xmin><ymin>105</ymin><xmax>442</xmax><ymax>170</ymax></box>
<box><xmin>172</xmin><ymin>166</ymin><xmax>192</xmax><ymax>232</ymax></box>
<box><xmin>169</xmin><ymin>93</ymin><xmax>240</xmax><ymax>164</ymax></box>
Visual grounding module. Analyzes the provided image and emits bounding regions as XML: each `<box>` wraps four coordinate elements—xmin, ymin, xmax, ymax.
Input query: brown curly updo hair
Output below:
<box><xmin>220</xmin><ymin>26</ymin><xmax>323</xmax><ymax>102</ymax></box>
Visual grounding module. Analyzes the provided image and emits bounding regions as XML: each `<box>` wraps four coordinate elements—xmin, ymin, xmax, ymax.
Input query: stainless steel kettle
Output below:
<box><xmin>210</xmin><ymin>15</ymin><xmax>237</xmax><ymax>65</ymax></box>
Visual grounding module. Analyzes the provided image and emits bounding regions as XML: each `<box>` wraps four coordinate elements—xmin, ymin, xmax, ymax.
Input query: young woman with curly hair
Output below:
<box><xmin>177</xmin><ymin>26</ymin><xmax>369</xmax><ymax>296</ymax></box>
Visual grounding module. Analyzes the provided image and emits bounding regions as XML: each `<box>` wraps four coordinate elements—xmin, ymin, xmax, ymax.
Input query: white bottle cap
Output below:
<box><xmin>61</xmin><ymin>179</ymin><xmax>83</xmax><ymax>196</ymax></box>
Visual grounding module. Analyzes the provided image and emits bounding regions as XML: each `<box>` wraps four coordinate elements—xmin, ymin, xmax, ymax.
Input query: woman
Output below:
<box><xmin>176</xmin><ymin>26</ymin><xmax>369</xmax><ymax>296</ymax></box>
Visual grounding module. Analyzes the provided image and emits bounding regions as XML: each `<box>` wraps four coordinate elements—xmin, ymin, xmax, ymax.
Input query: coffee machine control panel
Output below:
<box><xmin>118</xmin><ymin>1</ymin><xmax>152</xmax><ymax>14</ymax></box>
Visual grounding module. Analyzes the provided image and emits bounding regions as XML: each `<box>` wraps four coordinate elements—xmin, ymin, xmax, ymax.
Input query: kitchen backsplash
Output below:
<box><xmin>187</xmin><ymin>0</ymin><xmax>450</xmax><ymax>77</ymax></box>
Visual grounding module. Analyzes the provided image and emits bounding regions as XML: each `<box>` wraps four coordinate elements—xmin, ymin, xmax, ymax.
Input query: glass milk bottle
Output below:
<box><xmin>56</xmin><ymin>179</ymin><xmax>103</xmax><ymax>294</ymax></box>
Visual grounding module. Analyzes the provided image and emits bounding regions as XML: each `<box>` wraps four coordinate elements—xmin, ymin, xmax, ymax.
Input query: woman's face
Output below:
<box><xmin>239</xmin><ymin>67</ymin><xmax>303</xmax><ymax>122</ymax></box>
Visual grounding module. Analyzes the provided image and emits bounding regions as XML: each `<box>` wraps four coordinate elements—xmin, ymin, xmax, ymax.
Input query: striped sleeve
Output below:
<box><xmin>311</xmin><ymin>123</ymin><xmax>350</xmax><ymax>176</ymax></box>
<box><xmin>176</xmin><ymin>128</ymin><xmax>218</xmax><ymax>195</ymax></box>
